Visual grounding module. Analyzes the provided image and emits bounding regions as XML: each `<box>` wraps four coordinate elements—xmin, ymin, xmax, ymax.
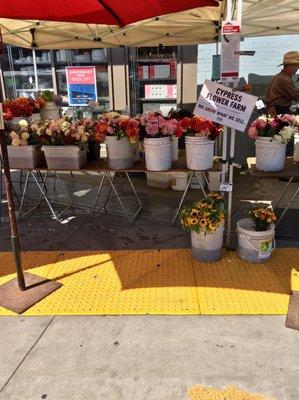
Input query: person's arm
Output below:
<box><xmin>282</xmin><ymin>79</ymin><xmax>299</xmax><ymax>102</ymax></box>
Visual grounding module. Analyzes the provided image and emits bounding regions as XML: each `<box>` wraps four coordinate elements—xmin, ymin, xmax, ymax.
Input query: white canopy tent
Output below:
<box><xmin>0</xmin><ymin>0</ymin><xmax>298</xmax><ymax>49</ymax></box>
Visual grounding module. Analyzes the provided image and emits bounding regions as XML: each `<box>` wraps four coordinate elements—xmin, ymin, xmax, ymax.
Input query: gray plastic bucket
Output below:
<box><xmin>237</xmin><ymin>218</ymin><xmax>275</xmax><ymax>263</ymax></box>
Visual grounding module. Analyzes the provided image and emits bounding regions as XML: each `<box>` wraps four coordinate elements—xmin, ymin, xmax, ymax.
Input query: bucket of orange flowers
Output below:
<box><xmin>96</xmin><ymin>112</ymin><xmax>140</xmax><ymax>169</ymax></box>
<box><xmin>237</xmin><ymin>208</ymin><xmax>277</xmax><ymax>263</ymax></box>
<box><xmin>180</xmin><ymin>193</ymin><xmax>225</xmax><ymax>262</ymax></box>
<box><xmin>3</xmin><ymin>97</ymin><xmax>34</xmax><ymax>128</ymax></box>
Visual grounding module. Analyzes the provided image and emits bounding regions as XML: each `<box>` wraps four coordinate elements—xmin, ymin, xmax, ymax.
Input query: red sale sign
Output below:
<box><xmin>66</xmin><ymin>66</ymin><xmax>97</xmax><ymax>106</ymax></box>
<box><xmin>66</xmin><ymin>67</ymin><xmax>96</xmax><ymax>84</ymax></box>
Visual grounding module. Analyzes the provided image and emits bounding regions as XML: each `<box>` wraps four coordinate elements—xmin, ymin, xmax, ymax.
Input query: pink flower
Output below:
<box><xmin>255</xmin><ymin>117</ymin><xmax>267</xmax><ymax>129</ymax></box>
<box><xmin>269</xmin><ymin>118</ymin><xmax>280</xmax><ymax>128</ymax></box>
<box><xmin>248</xmin><ymin>126</ymin><xmax>258</xmax><ymax>139</ymax></box>
<box><xmin>280</xmin><ymin>114</ymin><xmax>295</xmax><ymax>124</ymax></box>
<box><xmin>107</xmin><ymin>126</ymin><xmax>114</xmax><ymax>134</ymax></box>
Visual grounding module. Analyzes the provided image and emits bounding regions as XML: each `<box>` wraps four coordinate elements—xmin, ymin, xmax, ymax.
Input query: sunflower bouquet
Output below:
<box><xmin>180</xmin><ymin>193</ymin><xmax>225</xmax><ymax>234</ymax></box>
<box><xmin>249</xmin><ymin>208</ymin><xmax>277</xmax><ymax>231</ymax></box>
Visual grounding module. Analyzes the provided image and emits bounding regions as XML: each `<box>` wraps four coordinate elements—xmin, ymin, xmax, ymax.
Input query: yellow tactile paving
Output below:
<box><xmin>0</xmin><ymin>251</ymin><xmax>60</xmax><ymax>315</ymax></box>
<box><xmin>23</xmin><ymin>249</ymin><xmax>200</xmax><ymax>315</ymax></box>
<box><xmin>193</xmin><ymin>249</ymin><xmax>297</xmax><ymax>315</ymax></box>
<box><xmin>0</xmin><ymin>248</ymin><xmax>297</xmax><ymax>316</ymax></box>
<box><xmin>188</xmin><ymin>385</ymin><xmax>275</xmax><ymax>400</ymax></box>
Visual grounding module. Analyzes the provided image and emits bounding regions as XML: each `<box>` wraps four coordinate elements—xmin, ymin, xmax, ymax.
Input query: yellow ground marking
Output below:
<box><xmin>0</xmin><ymin>248</ymin><xmax>296</xmax><ymax>316</ymax></box>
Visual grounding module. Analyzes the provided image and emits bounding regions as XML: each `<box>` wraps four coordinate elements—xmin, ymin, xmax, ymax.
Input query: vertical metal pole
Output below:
<box><xmin>0</xmin><ymin>104</ymin><xmax>25</xmax><ymax>290</ymax></box>
<box><xmin>32</xmin><ymin>49</ymin><xmax>39</xmax><ymax>92</ymax></box>
<box><xmin>225</xmin><ymin>127</ymin><xmax>236</xmax><ymax>248</ymax></box>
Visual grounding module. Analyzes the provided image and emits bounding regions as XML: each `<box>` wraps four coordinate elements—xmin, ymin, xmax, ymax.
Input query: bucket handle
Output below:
<box><xmin>239</xmin><ymin>232</ymin><xmax>276</xmax><ymax>253</ymax></box>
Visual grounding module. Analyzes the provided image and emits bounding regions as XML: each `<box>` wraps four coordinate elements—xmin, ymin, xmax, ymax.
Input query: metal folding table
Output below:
<box><xmin>12</xmin><ymin>158</ymin><xmax>218</xmax><ymax>225</ymax></box>
<box><xmin>247</xmin><ymin>157</ymin><xmax>299</xmax><ymax>226</ymax></box>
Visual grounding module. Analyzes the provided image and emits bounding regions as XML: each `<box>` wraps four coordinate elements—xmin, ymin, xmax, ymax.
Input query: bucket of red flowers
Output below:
<box><xmin>179</xmin><ymin>116</ymin><xmax>222</xmax><ymax>171</ymax></box>
<box><xmin>3</xmin><ymin>97</ymin><xmax>34</xmax><ymax>127</ymax></box>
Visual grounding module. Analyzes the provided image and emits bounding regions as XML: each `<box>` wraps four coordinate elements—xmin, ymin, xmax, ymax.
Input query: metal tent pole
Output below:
<box><xmin>0</xmin><ymin>105</ymin><xmax>25</xmax><ymax>290</ymax></box>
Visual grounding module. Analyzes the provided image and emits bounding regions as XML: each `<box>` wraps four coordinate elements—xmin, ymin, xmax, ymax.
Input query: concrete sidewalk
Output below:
<box><xmin>0</xmin><ymin>315</ymin><xmax>298</xmax><ymax>400</ymax></box>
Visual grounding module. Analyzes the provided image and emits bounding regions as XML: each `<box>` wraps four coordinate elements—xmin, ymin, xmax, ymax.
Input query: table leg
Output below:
<box><xmin>195</xmin><ymin>172</ymin><xmax>207</xmax><ymax>197</ymax></box>
<box><xmin>54</xmin><ymin>173</ymin><xmax>73</xmax><ymax>207</ymax></box>
<box><xmin>106</xmin><ymin>172</ymin><xmax>133</xmax><ymax>224</ymax></box>
<box><xmin>171</xmin><ymin>171</ymin><xmax>195</xmax><ymax>226</ymax></box>
<box><xmin>202</xmin><ymin>172</ymin><xmax>211</xmax><ymax>192</ymax></box>
<box><xmin>89</xmin><ymin>172</ymin><xmax>106</xmax><ymax>222</ymax></box>
<box><xmin>125</xmin><ymin>172</ymin><xmax>142</xmax><ymax>223</ymax></box>
<box><xmin>273</xmin><ymin>177</ymin><xmax>293</xmax><ymax>210</ymax></box>
<box><xmin>30</xmin><ymin>171</ymin><xmax>59</xmax><ymax>220</ymax></box>
<box><xmin>17</xmin><ymin>171</ymin><xmax>30</xmax><ymax>221</ymax></box>
<box><xmin>276</xmin><ymin>184</ymin><xmax>299</xmax><ymax>227</ymax></box>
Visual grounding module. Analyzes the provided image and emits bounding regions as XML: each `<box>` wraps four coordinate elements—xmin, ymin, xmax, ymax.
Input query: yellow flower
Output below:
<box><xmin>199</xmin><ymin>218</ymin><xmax>207</xmax><ymax>228</ymax></box>
<box><xmin>190</xmin><ymin>209</ymin><xmax>199</xmax><ymax>217</ymax></box>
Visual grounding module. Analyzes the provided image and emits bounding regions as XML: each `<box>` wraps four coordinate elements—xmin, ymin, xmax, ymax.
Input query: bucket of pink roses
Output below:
<box><xmin>248</xmin><ymin>114</ymin><xmax>298</xmax><ymax>171</ymax></box>
<box><xmin>38</xmin><ymin>118</ymin><xmax>89</xmax><ymax>170</ymax></box>
<box><xmin>6</xmin><ymin>119</ymin><xmax>44</xmax><ymax>169</ymax></box>
<box><xmin>140</xmin><ymin>111</ymin><xmax>182</xmax><ymax>171</ymax></box>
<box><xmin>180</xmin><ymin>116</ymin><xmax>222</xmax><ymax>171</ymax></box>
<box><xmin>96</xmin><ymin>112</ymin><xmax>139</xmax><ymax>169</ymax></box>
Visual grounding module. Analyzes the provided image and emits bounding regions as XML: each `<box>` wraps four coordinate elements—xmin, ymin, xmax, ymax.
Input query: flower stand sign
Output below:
<box><xmin>180</xmin><ymin>193</ymin><xmax>225</xmax><ymax>262</ymax></box>
<box><xmin>194</xmin><ymin>79</ymin><xmax>257</xmax><ymax>132</ymax></box>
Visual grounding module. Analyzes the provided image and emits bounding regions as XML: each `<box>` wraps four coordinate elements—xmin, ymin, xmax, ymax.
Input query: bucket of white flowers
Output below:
<box><xmin>7</xmin><ymin>119</ymin><xmax>44</xmax><ymax>169</ymax></box>
<box><xmin>248</xmin><ymin>114</ymin><xmax>298</xmax><ymax>171</ymax></box>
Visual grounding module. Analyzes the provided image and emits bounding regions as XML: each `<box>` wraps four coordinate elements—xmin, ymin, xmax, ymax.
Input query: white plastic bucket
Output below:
<box><xmin>40</xmin><ymin>102</ymin><xmax>60</xmax><ymax>120</ymax></box>
<box><xmin>170</xmin><ymin>172</ymin><xmax>188</xmax><ymax>191</ymax></box>
<box><xmin>208</xmin><ymin>171</ymin><xmax>221</xmax><ymax>191</ymax></box>
<box><xmin>191</xmin><ymin>225</ymin><xmax>224</xmax><ymax>262</ymax></box>
<box><xmin>294</xmin><ymin>134</ymin><xmax>299</xmax><ymax>162</ymax></box>
<box><xmin>144</xmin><ymin>137</ymin><xmax>172</xmax><ymax>171</ymax></box>
<box><xmin>171</xmin><ymin>137</ymin><xmax>179</xmax><ymax>161</ymax></box>
<box><xmin>255</xmin><ymin>137</ymin><xmax>286</xmax><ymax>171</ymax></box>
<box><xmin>8</xmin><ymin>145</ymin><xmax>43</xmax><ymax>169</ymax></box>
<box><xmin>146</xmin><ymin>172</ymin><xmax>171</xmax><ymax>189</ymax></box>
<box><xmin>189</xmin><ymin>172</ymin><xmax>206</xmax><ymax>190</ymax></box>
<box><xmin>185</xmin><ymin>136</ymin><xmax>214</xmax><ymax>170</ymax></box>
<box><xmin>42</xmin><ymin>146</ymin><xmax>87</xmax><ymax>170</ymax></box>
<box><xmin>10</xmin><ymin>117</ymin><xmax>24</xmax><ymax>129</ymax></box>
<box><xmin>28</xmin><ymin>113</ymin><xmax>41</xmax><ymax>123</ymax></box>
<box><xmin>105</xmin><ymin>136</ymin><xmax>133</xmax><ymax>169</ymax></box>
<box><xmin>237</xmin><ymin>218</ymin><xmax>275</xmax><ymax>263</ymax></box>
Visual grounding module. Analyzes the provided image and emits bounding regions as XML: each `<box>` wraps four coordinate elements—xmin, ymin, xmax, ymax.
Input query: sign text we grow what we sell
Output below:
<box><xmin>194</xmin><ymin>80</ymin><xmax>257</xmax><ymax>132</ymax></box>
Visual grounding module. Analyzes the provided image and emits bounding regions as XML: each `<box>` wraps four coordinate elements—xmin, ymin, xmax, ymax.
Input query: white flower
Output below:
<box><xmin>61</xmin><ymin>121</ymin><xmax>71</xmax><ymax>132</ymax></box>
<box><xmin>11</xmin><ymin>137</ymin><xmax>22</xmax><ymax>147</ymax></box>
<box><xmin>81</xmin><ymin>132</ymin><xmax>89</xmax><ymax>142</ymax></box>
<box><xmin>279</xmin><ymin>126</ymin><xmax>295</xmax><ymax>142</ymax></box>
<box><xmin>21</xmin><ymin>132</ymin><xmax>30</xmax><ymax>141</ymax></box>
<box><xmin>18</xmin><ymin>119</ymin><xmax>28</xmax><ymax>128</ymax></box>
<box><xmin>273</xmin><ymin>134</ymin><xmax>283</xmax><ymax>142</ymax></box>
<box><xmin>10</xmin><ymin>131</ymin><xmax>19</xmax><ymax>139</ymax></box>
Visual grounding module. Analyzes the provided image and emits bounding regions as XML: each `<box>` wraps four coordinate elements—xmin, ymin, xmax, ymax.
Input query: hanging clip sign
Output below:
<box><xmin>66</xmin><ymin>66</ymin><xmax>97</xmax><ymax>106</ymax></box>
<box><xmin>221</xmin><ymin>20</ymin><xmax>241</xmax><ymax>82</ymax></box>
<box><xmin>194</xmin><ymin>80</ymin><xmax>257</xmax><ymax>132</ymax></box>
